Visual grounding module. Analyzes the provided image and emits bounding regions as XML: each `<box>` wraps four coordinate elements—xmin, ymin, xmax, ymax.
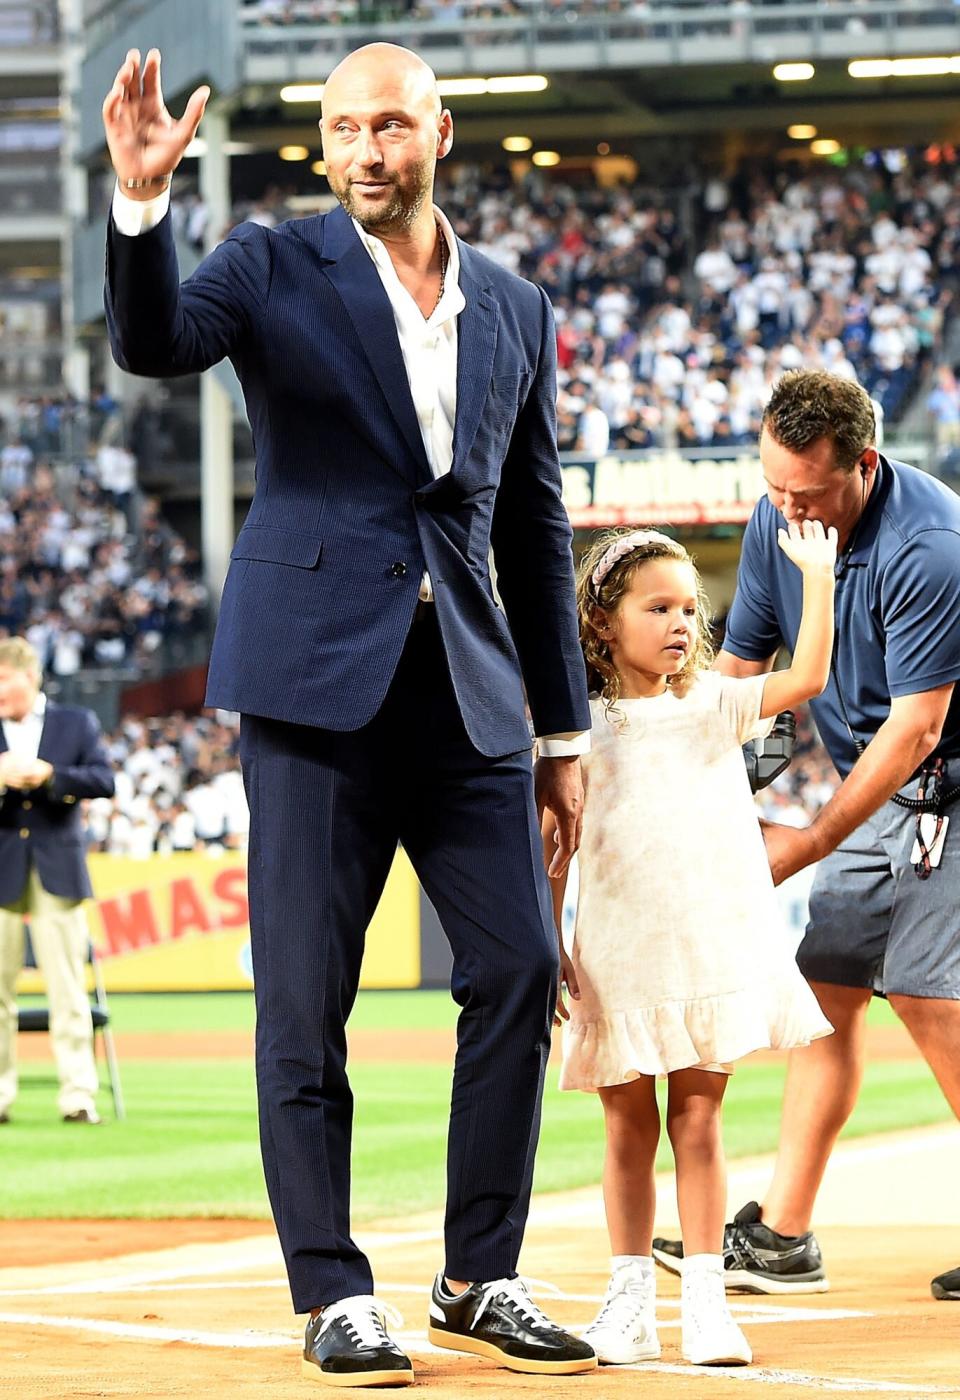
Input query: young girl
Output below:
<box><xmin>544</xmin><ymin>523</ymin><xmax>836</xmax><ymax>1368</ymax></box>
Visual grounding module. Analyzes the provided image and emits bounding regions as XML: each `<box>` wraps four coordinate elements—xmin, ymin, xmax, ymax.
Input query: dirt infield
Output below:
<box><xmin>2</xmin><ymin>1125</ymin><xmax>958</xmax><ymax>1400</ymax></box>
<box><xmin>14</xmin><ymin>1021</ymin><xmax>924</xmax><ymax>1064</ymax></box>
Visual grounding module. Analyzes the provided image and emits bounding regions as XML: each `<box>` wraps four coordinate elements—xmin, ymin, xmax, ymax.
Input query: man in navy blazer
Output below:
<box><xmin>0</xmin><ymin>637</ymin><xmax>115</xmax><ymax>1124</ymax></box>
<box><xmin>103</xmin><ymin>43</ymin><xmax>594</xmax><ymax>1385</ymax></box>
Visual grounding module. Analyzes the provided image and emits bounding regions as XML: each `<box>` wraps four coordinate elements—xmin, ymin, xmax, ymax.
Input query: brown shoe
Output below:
<box><xmin>63</xmin><ymin>1108</ymin><xmax>102</xmax><ymax>1124</ymax></box>
<box><xmin>0</xmin><ymin>1111</ymin><xmax>9</xmax><ymax>1124</ymax></box>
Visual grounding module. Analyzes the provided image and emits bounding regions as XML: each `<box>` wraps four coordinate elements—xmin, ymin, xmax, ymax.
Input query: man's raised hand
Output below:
<box><xmin>102</xmin><ymin>48</ymin><xmax>209</xmax><ymax>192</ymax></box>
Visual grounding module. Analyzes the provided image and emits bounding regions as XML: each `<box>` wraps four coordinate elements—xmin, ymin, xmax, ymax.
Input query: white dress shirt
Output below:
<box><xmin>353</xmin><ymin>207</ymin><xmax>463</xmax><ymax>604</ymax></box>
<box><xmin>111</xmin><ymin>184</ymin><xmax>587</xmax><ymax>755</ymax></box>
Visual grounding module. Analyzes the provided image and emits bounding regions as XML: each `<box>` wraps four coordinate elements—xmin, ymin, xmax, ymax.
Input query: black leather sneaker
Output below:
<box><xmin>932</xmin><ymin>1266</ymin><xmax>960</xmax><ymax>1300</ymax></box>
<box><xmin>653</xmin><ymin>1201</ymin><xmax>829</xmax><ymax>1295</ymax></box>
<box><xmin>302</xmin><ymin>1296</ymin><xmax>413</xmax><ymax>1387</ymax></box>
<box><xmin>428</xmin><ymin>1274</ymin><xmax>596</xmax><ymax>1374</ymax></box>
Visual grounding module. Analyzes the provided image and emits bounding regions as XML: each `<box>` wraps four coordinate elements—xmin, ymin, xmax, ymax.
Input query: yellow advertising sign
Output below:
<box><xmin>18</xmin><ymin>851</ymin><xmax>421</xmax><ymax>993</ymax></box>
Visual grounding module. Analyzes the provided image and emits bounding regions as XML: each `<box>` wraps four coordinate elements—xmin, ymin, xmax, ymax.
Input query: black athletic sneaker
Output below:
<box><xmin>652</xmin><ymin>1201</ymin><xmax>830</xmax><ymax>1295</ymax></box>
<box><xmin>303</xmin><ymin>1296</ymin><xmax>413</xmax><ymax>1387</ymax></box>
<box><xmin>428</xmin><ymin>1274</ymin><xmax>597</xmax><ymax>1374</ymax></box>
<box><xmin>931</xmin><ymin>1266</ymin><xmax>960</xmax><ymax>1301</ymax></box>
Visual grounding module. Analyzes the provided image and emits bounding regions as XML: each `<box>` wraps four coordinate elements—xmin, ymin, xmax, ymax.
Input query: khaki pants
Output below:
<box><xmin>0</xmin><ymin>868</ymin><xmax>99</xmax><ymax>1117</ymax></box>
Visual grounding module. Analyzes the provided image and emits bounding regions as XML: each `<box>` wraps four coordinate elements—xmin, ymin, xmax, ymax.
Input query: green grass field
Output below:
<box><xmin>3</xmin><ymin>992</ymin><xmax>951</xmax><ymax>1220</ymax></box>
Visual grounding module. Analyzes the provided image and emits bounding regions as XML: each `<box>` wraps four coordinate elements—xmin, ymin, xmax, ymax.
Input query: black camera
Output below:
<box><xmin>742</xmin><ymin>711</ymin><xmax>796</xmax><ymax>794</ymax></box>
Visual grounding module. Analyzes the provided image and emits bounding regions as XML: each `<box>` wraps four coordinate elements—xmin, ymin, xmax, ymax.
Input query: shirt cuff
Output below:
<box><xmin>111</xmin><ymin>181</ymin><xmax>171</xmax><ymax>236</ymax></box>
<box><xmin>536</xmin><ymin>731</ymin><xmax>591</xmax><ymax>757</ymax></box>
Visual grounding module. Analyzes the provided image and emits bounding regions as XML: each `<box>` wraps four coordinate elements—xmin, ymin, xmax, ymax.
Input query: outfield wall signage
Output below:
<box><xmin>560</xmin><ymin>449</ymin><xmax>764</xmax><ymax>527</ymax></box>
<box><xmin>17</xmin><ymin>852</ymin><xmax>421</xmax><ymax>993</ymax></box>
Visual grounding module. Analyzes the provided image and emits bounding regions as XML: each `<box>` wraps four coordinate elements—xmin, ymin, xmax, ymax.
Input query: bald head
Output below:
<box><xmin>323</xmin><ymin>44</ymin><xmax>440</xmax><ymax>117</ymax></box>
<box><xmin>320</xmin><ymin>43</ymin><xmax>452</xmax><ymax>236</ymax></box>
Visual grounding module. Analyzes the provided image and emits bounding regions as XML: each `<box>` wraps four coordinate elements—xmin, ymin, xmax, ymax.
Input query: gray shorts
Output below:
<box><xmin>798</xmin><ymin>782</ymin><xmax>960</xmax><ymax>1000</ymax></box>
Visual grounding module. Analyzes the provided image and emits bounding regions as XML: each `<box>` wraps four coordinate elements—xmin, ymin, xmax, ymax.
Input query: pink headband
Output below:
<box><xmin>591</xmin><ymin>530</ymin><xmax>676</xmax><ymax>591</ymax></box>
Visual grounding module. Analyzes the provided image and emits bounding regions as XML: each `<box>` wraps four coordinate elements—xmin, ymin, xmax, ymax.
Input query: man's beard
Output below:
<box><xmin>329</xmin><ymin>159</ymin><xmax>433</xmax><ymax>234</ymax></box>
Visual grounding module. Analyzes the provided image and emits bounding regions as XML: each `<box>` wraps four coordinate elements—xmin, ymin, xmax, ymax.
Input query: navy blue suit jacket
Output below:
<box><xmin>105</xmin><ymin>205</ymin><xmax>590</xmax><ymax>756</ymax></box>
<box><xmin>0</xmin><ymin>702</ymin><xmax>115</xmax><ymax>904</ymax></box>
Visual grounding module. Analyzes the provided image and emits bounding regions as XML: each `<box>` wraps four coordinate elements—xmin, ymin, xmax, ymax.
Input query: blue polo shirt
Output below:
<box><xmin>724</xmin><ymin>456</ymin><xmax>960</xmax><ymax>777</ymax></box>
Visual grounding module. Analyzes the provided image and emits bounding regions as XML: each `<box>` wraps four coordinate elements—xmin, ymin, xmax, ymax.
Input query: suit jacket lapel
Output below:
<box><xmin>316</xmin><ymin>207</ymin><xmax>431</xmax><ymax>484</ymax></box>
<box><xmin>452</xmin><ymin>246</ymin><xmax>499</xmax><ymax>474</ymax></box>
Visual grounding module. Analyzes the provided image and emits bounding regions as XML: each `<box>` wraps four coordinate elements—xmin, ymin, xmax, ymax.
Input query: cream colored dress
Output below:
<box><xmin>561</xmin><ymin>672</ymin><xmax>832</xmax><ymax>1090</ymax></box>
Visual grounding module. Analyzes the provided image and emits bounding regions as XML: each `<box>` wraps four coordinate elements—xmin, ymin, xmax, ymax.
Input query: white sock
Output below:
<box><xmin>682</xmin><ymin>1253</ymin><xmax>724</xmax><ymax>1276</ymax></box>
<box><xmin>611</xmin><ymin>1254</ymin><xmax>655</xmax><ymax>1281</ymax></box>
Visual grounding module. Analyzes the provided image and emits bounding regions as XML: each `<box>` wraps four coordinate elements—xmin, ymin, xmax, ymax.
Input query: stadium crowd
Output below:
<box><xmin>241</xmin><ymin>0</ymin><xmax>900</xmax><ymax>29</ymax></box>
<box><xmin>0</xmin><ymin>410</ymin><xmax>208</xmax><ymax>677</ymax></box>
<box><xmin>168</xmin><ymin>150</ymin><xmax>960</xmax><ymax>457</ymax></box>
<box><xmin>84</xmin><ymin>710</ymin><xmax>246</xmax><ymax>856</ymax></box>
<box><xmin>444</xmin><ymin>155</ymin><xmax>957</xmax><ymax>457</ymax></box>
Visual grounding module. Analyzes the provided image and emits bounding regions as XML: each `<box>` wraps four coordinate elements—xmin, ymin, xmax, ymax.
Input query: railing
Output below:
<box><xmin>86</xmin><ymin>1</ymin><xmax>960</xmax><ymax>69</ymax></box>
<box><xmin>45</xmin><ymin>627</ymin><xmax>214</xmax><ymax>731</ymax></box>
<box><xmin>239</xmin><ymin>1</ymin><xmax>960</xmax><ymax>70</ymax></box>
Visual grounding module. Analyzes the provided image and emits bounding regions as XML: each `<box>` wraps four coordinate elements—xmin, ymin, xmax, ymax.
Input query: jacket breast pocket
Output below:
<box><xmin>230</xmin><ymin>526</ymin><xmax>323</xmax><ymax>569</ymax></box>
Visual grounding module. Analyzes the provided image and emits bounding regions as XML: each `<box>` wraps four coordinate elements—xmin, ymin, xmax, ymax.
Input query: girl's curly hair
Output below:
<box><xmin>575</xmin><ymin>527</ymin><xmax>715</xmax><ymax>716</ymax></box>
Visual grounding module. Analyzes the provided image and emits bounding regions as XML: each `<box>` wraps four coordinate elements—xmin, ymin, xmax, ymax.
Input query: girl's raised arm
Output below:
<box><xmin>759</xmin><ymin>519</ymin><xmax>838</xmax><ymax>719</ymax></box>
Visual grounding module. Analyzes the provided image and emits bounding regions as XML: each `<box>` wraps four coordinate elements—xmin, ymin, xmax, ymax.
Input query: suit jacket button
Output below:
<box><xmin>64</xmin><ymin>795</ymin><xmax>76</xmax><ymax>804</ymax></box>
<box><xmin>22</xmin><ymin>800</ymin><xmax>32</xmax><ymax>810</ymax></box>
<box><xmin>19</xmin><ymin>828</ymin><xmax>29</xmax><ymax>839</ymax></box>
<box><xmin>390</xmin><ymin>561</ymin><xmax>407</xmax><ymax>577</ymax></box>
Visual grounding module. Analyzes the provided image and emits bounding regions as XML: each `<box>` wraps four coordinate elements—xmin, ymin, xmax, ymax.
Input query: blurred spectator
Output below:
<box><xmin>927</xmin><ymin>364</ymin><xmax>960</xmax><ymax>459</ymax></box>
<box><xmin>86</xmin><ymin>711</ymin><xmax>245</xmax><ymax>855</ymax></box>
<box><xmin>0</xmin><ymin>468</ymin><xmax>207</xmax><ymax>677</ymax></box>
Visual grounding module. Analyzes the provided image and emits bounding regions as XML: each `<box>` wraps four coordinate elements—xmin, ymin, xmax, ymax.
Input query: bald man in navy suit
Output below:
<box><xmin>103</xmin><ymin>42</ymin><xmax>594</xmax><ymax>1386</ymax></box>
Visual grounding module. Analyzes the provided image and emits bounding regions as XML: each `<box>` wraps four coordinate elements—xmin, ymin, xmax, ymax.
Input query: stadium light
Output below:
<box><xmin>810</xmin><ymin>138</ymin><xmax>841</xmax><ymax>156</ymax></box>
<box><xmin>773</xmin><ymin>63</ymin><xmax>815</xmax><ymax>82</ymax></box>
<box><xmin>281</xmin><ymin>84</ymin><xmax>325</xmax><ymax>102</ymax></box>
<box><xmin>486</xmin><ymin>75</ymin><xmax>549</xmax><ymax>94</ymax></box>
<box><xmin>849</xmin><ymin>56</ymin><xmax>960</xmax><ymax>79</ymax></box>
<box><xmin>438</xmin><ymin>76</ymin><xmax>549</xmax><ymax>96</ymax></box>
<box><xmin>279</xmin><ymin>145</ymin><xmax>310</xmax><ymax>161</ymax></box>
<box><xmin>282</xmin><ymin>76</ymin><xmax>548</xmax><ymax>103</ymax></box>
<box><xmin>502</xmin><ymin>135</ymin><xmax>533</xmax><ymax>152</ymax></box>
<box><xmin>787</xmin><ymin>124</ymin><xmax>817</xmax><ymax>140</ymax></box>
<box><xmin>437</xmin><ymin>78</ymin><xmax>488</xmax><ymax>96</ymax></box>
<box><xmin>532</xmin><ymin>150</ymin><xmax>561</xmax><ymax>167</ymax></box>
<box><xmin>311</xmin><ymin>160</ymin><xmax>327</xmax><ymax>176</ymax></box>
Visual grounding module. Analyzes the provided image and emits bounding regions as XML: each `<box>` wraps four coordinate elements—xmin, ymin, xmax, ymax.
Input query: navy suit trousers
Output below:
<box><xmin>240</xmin><ymin>611</ymin><xmax>559</xmax><ymax>1311</ymax></box>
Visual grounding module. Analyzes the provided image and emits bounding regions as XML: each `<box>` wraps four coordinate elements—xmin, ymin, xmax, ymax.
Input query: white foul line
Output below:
<box><xmin>0</xmin><ymin>1315</ymin><xmax>951</xmax><ymax>1394</ymax></box>
<box><xmin>0</xmin><ymin>1274</ymin><xmax>870</xmax><ymax>1328</ymax></box>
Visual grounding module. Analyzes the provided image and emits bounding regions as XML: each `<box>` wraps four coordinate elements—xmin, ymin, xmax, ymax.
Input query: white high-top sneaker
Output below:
<box><xmin>582</xmin><ymin>1260</ymin><xmax>661</xmax><ymax>1364</ymax></box>
<box><xmin>681</xmin><ymin>1254</ymin><xmax>752</xmax><ymax>1366</ymax></box>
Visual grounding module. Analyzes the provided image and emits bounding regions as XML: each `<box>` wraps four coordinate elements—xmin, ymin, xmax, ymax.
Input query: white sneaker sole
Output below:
<box><xmin>589</xmin><ymin>1340</ymin><xmax>662</xmax><ymax>1365</ymax></box>
<box><xmin>682</xmin><ymin>1347</ymin><xmax>752</xmax><ymax>1367</ymax></box>
<box><xmin>725</xmin><ymin>1268</ymin><xmax>830</xmax><ymax>1295</ymax></box>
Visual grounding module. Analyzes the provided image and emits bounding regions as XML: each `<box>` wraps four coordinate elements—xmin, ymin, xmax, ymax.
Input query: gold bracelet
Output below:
<box><xmin>121</xmin><ymin>174</ymin><xmax>173</xmax><ymax>190</ymax></box>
